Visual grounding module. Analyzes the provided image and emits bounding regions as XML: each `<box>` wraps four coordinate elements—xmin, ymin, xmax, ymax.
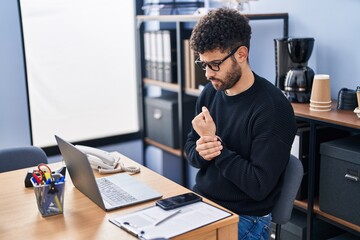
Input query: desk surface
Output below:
<box><xmin>0</xmin><ymin>153</ymin><xmax>238</xmax><ymax>240</ymax></box>
<box><xmin>292</xmin><ymin>101</ymin><xmax>360</xmax><ymax>129</ymax></box>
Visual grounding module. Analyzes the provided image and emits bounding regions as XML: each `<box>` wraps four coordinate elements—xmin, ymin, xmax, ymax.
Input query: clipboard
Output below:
<box><xmin>109</xmin><ymin>201</ymin><xmax>232</xmax><ymax>240</ymax></box>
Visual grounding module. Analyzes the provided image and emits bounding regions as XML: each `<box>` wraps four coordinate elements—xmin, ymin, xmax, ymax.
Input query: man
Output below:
<box><xmin>184</xmin><ymin>8</ymin><xmax>297</xmax><ymax>240</ymax></box>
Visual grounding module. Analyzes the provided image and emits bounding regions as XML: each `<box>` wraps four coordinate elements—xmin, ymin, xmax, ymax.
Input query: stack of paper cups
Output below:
<box><xmin>310</xmin><ymin>74</ymin><xmax>331</xmax><ymax>111</ymax></box>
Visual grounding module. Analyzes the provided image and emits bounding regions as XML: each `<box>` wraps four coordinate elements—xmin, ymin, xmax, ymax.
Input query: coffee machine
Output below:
<box><xmin>274</xmin><ymin>37</ymin><xmax>315</xmax><ymax>103</ymax></box>
<box><xmin>274</xmin><ymin>38</ymin><xmax>294</xmax><ymax>91</ymax></box>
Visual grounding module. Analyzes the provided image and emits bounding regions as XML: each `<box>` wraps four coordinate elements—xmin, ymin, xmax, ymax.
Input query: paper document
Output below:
<box><xmin>109</xmin><ymin>201</ymin><xmax>232</xmax><ymax>239</ymax></box>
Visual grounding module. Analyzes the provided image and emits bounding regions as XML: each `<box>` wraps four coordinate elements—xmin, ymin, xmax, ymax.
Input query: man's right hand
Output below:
<box><xmin>196</xmin><ymin>136</ymin><xmax>223</xmax><ymax>161</ymax></box>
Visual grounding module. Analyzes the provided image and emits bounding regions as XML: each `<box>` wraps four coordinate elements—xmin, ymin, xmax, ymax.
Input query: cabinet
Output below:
<box><xmin>292</xmin><ymin>102</ymin><xmax>360</xmax><ymax>239</ymax></box>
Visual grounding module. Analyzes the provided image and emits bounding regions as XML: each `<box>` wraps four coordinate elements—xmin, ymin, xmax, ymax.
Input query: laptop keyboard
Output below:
<box><xmin>97</xmin><ymin>178</ymin><xmax>137</xmax><ymax>206</ymax></box>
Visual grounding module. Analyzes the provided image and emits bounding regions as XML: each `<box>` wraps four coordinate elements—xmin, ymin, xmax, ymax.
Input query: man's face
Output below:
<box><xmin>199</xmin><ymin>49</ymin><xmax>242</xmax><ymax>92</ymax></box>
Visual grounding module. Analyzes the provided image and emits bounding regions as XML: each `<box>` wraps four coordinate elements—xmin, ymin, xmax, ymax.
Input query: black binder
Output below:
<box><xmin>162</xmin><ymin>29</ymin><xmax>177</xmax><ymax>83</ymax></box>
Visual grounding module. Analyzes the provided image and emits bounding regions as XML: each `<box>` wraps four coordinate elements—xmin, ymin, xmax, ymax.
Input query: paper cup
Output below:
<box><xmin>310</xmin><ymin>74</ymin><xmax>331</xmax><ymax>103</ymax></box>
<box><xmin>309</xmin><ymin>103</ymin><xmax>331</xmax><ymax>109</ymax></box>
<box><xmin>309</xmin><ymin>106</ymin><xmax>331</xmax><ymax>112</ymax></box>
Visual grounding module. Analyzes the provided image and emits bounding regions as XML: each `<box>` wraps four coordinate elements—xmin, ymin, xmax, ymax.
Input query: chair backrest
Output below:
<box><xmin>272</xmin><ymin>154</ymin><xmax>304</xmax><ymax>224</ymax></box>
<box><xmin>0</xmin><ymin>146</ymin><xmax>48</xmax><ymax>173</ymax></box>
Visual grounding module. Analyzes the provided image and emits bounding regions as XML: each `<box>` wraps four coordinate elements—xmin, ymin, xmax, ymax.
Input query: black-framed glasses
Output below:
<box><xmin>195</xmin><ymin>46</ymin><xmax>241</xmax><ymax>72</ymax></box>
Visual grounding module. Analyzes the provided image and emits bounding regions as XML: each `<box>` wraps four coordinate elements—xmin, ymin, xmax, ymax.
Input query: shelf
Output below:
<box><xmin>145</xmin><ymin>138</ymin><xmax>182</xmax><ymax>157</ymax></box>
<box><xmin>144</xmin><ymin>78</ymin><xmax>179</xmax><ymax>92</ymax></box>
<box><xmin>185</xmin><ymin>87</ymin><xmax>201</xmax><ymax>97</ymax></box>
<box><xmin>137</xmin><ymin>13</ymin><xmax>289</xmax><ymax>37</ymax></box>
<box><xmin>294</xmin><ymin>197</ymin><xmax>360</xmax><ymax>234</ymax></box>
<box><xmin>137</xmin><ymin>13</ymin><xmax>289</xmax><ymax>22</ymax></box>
<box><xmin>137</xmin><ymin>14</ymin><xmax>202</xmax><ymax>22</ymax></box>
<box><xmin>294</xmin><ymin>199</ymin><xmax>308</xmax><ymax>210</ymax></box>
<box><xmin>143</xmin><ymin>79</ymin><xmax>203</xmax><ymax>96</ymax></box>
<box><xmin>313</xmin><ymin>200</ymin><xmax>360</xmax><ymax>233</ymax></box>
<box><xmin>291</xmin><ymin>102</ymin><xmax>360</xmax><ymax>238</ymax></box>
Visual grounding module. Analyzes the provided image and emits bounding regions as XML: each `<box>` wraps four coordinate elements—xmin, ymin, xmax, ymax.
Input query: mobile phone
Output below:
<box><xmin>156</xmin><ymin>193</ymin><xmax>202</xmax><ymax>210</ymax></box>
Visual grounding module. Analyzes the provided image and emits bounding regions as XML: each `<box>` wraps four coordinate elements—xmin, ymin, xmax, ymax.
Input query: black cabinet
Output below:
<box><xmin>144</xmin><ymin>95</ymin><xmax>196</xmax><ymax>148</ymax></box>
<box><xmin>319</xmin><ymin>135</ymin><xmax>360</xmax><ymax>227</ymax></box>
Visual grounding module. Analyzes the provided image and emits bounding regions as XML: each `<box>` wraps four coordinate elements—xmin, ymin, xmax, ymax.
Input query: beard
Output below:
<box><xmin>208</xmin><ymin>60</ymin><xmax>242</xmax><ymax>92</ymax></box>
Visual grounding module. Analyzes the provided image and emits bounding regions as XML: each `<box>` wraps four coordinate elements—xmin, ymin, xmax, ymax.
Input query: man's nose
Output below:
<box><xmin>205</xmin><ymin>68</ymin><xmax>216</xmax><ymax>79</ymax></box>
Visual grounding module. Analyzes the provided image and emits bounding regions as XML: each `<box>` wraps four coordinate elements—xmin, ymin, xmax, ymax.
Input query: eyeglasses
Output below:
<box><xmin>195</xmin><ymin>46</ymin><xmax>241</xmax><ymax>72</ymax></box>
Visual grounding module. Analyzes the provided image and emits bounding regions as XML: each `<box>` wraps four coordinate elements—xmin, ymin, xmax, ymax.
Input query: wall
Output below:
<box><xmin>0</xmin><ymin>0</ymin><xmax>31</xmax><ymax>147</ymax></box>
<box><xmin>245</xmin><ymin>0</ymin><xmax>360</xmax><ymax>98</ymax></box>
<box><xmin>1</xmin><ymin>0</ymin><xmax>360</xmax><ymax>147</ymax></box>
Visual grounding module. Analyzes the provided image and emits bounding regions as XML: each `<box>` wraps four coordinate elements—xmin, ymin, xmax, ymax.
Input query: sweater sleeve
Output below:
<box><xmin>184</xmin><ymin>104</ymin><xmax>211</xmax><ymax>169</ymax></box>
<box><xmin>184</xmin><ymin>84</ymin><xmax>214</xmax><ymax>169</ymax></box>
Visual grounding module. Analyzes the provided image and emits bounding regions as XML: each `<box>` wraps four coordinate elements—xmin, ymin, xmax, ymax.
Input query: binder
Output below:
<box><xmin>189</xmin><ymin>48</ymin><xmax>207</xmax><ymax>90</ymax></box>
<box><xmin>162</xmin><ymin>29</ymin><xmax>177</xmax><ymax>83</ymax></box>
<box><xmin>189</xmin><ymin>47</ymin><xmax>197</xmax><ymax>89</ymax></box>
<box><xmin>143</xmin><ymin>31</ymin><xmax>152</xmax><ymax>79</ymax></box>
<box><xmin>183</xmin><ymin>39</ymin><xmax>192</xmax><ymax>89</ymax></box>
<box><xmin>156</xmin><ymin>30</ymin><xmax>164</xmax><ymax>81</ymax></box>
<box><xmin>149</xmin><ymin>31</ymin><xmax>158</xmax><ymax>80</ymax></box>
<box><xmin>109</xmin><ymin>201</ymin><xmax>232</xmax><ymax>240</ymax></box>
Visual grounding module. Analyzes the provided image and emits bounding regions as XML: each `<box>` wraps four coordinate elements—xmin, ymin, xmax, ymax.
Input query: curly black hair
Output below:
<box><xmin>190</xmin><ymin>8</ymin><xmax>252</xmax><ymax>54</ymax></box>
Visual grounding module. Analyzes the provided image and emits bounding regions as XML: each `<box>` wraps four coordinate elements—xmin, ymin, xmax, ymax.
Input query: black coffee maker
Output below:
<box><xmin>274</xmin><ymin>37</ymin><xmax>315</xmax><ymax>103</ymax></box>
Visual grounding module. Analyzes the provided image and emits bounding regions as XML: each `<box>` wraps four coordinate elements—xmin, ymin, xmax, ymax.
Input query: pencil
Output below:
<box><xmin>154</xmin><ymin>209</ymin><xmax>182</xmax><ymax>226</ymax></box>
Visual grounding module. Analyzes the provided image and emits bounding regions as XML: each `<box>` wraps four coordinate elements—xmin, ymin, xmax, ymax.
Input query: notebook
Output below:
<box><xmin>55</xmin><ymin>135</ymin><xmax>162</xmax><ymax>211</ymax></box>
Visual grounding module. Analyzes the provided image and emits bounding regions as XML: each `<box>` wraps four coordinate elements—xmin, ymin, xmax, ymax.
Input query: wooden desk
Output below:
<box><xmin>292</xmin><ymin>101</ymin><xmax>360</xmax><ymax>129</ymax></box>
<box><xmin>0</xmin><ymin>153</ymin><xmax>238</xmax><ymax>240</ymax></box>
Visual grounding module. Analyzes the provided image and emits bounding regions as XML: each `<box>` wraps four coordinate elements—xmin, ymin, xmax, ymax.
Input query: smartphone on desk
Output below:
<box><xmin>156</xmin><ymin>193</ymin><xmax>202</xmax><ymax>210</ymax></box>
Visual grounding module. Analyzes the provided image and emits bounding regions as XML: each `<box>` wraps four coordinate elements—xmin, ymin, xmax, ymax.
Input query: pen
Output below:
<box><xmin>154</xmin><ymin>209</ymin><xmax>182</xmax><ymax>226</ymax></box>
<box><xmin>31</xmin><ymin>173</ymin><xmax>42</xmax><ymax>185</ymax></box>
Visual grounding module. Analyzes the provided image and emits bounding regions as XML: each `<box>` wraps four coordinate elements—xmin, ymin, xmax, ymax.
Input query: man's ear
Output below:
<box><xmin>236</xmin><ymin>46</ymin><xmax>248</xmax><ymax>63</ymax></box>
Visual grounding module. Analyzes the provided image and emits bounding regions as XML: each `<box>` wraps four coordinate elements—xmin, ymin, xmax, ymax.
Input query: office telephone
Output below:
<box><xmin>75</xmin><ymin>145</ymin><xmax>140</xmax><ymax>174</ymax></box>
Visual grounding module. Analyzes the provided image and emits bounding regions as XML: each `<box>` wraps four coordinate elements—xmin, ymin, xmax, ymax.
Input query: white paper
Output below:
<box><xmin>109</xmin><ymin>201</ymin><xmax>232</xmax><ymax>239</ymax></box>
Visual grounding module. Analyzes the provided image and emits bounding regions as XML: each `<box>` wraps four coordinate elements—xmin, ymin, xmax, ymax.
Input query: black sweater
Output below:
<box><xmin>184</xmin><ymin>73</ymin><xmax>297</xmax><ymax>216</ymax></box>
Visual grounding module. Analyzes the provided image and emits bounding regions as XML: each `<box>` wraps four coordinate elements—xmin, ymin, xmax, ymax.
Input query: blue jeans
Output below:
<box><xmin>238</xmin><ymin>214</ymin><xmax>272</xmax><ymax>240</ymax></box>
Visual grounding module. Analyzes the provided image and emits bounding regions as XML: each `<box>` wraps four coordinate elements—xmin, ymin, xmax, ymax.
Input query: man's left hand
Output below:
<box><xmin>192</xmin><ymin>106</ymin><xmax>216</xmax><ymax>137</ymax></box>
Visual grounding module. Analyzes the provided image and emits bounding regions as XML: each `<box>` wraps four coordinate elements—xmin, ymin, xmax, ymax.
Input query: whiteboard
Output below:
<box><xmin>19</xmin><ymin>0</ymin><xmax>139</xmax><ymax>147</ymax></box>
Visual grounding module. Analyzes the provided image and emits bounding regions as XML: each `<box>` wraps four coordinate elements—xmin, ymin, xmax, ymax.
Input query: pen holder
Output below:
<box><xmin>32</xmin><ymin>177</ymin><xmax>65</xmax><ymax>217</ymax></box>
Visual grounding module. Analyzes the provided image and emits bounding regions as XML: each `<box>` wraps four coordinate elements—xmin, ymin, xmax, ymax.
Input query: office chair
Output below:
<box><xmin>0</xmin><ymin>146</ymin><xmax>48</xmax><ymax>173</ymax></box>
<box><xmin>271</xmin><ymin>154</ymin><xmax>304</xmax><ymax>239</ymax></box>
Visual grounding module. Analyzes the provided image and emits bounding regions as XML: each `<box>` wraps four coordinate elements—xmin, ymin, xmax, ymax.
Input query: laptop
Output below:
<box><xmin>55</xmin><ymin>135</ymin><xmax>162</xmax><ymax>211</ymax></box>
